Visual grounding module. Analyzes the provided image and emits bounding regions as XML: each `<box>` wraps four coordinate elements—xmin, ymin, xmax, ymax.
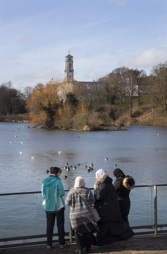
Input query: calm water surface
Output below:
<box><xmin>0</xmin><ymin>122</ymin><xmax>167</xmax><ymax>193</ymax></box>
<box><xmin>0</xmin><ymin>122</ymin><xmax>167</xmax><ymax>238</ymax></box>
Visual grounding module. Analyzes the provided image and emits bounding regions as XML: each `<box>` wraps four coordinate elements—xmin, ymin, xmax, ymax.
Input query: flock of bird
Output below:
<box><xmin>46</xmin><ymin>159</ymin><xmax>118</xmax><ymax>180</ymax></box>
<box><xmin>10</xmin><ymin>131</ymin><xmax>161</xmax><ymax>182</ymax></box>
<box><xmin>46</xmin><ymin>162</ymin><xmax>96</xmax><ymax>179</ymax></box>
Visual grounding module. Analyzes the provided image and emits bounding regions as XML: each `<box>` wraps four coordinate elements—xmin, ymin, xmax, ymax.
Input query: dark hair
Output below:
<box><xmin>50</xmin><ymin>167</ymin><xmax>61</xmax><ymax>174</ymax></box>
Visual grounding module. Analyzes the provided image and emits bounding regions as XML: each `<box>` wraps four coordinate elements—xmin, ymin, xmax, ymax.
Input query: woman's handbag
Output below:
<box><xmin>76</xmin><ymin>189</ymin><xmax>100</xmax><ymax>222</ymax></box>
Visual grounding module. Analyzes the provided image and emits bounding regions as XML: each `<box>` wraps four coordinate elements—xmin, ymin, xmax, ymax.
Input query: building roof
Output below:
<box><xmin>65</xmin><ymin>54</ymin><xmax>73</xmax><ymax>58</ymax></box>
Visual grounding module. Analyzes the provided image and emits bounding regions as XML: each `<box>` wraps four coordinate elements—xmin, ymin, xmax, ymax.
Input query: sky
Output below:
<box><xmin>0</xmin><ymin>0</ymin><xmax>167</xmax><ymax>91</ymax></box>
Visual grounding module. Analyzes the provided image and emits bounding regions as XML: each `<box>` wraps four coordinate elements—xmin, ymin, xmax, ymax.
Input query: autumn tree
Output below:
<box><xmin>65</xmin><ymin>92</ymin><xmax>79</xmax><ymax>113</ymax></box>
<box><xmin>27</xmin><ymin>82</ymin><xmax>63</xmax><ymax>128</ymax></box>
<box><xmin>71</xmin><ymin>82</ymin><xmax>88</xmax><ymax>113</ymax></box>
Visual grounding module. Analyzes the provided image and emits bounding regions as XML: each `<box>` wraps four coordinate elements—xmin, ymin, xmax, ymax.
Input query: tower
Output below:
<box><xmin>64</xmin><ymin>52</ymin><xmax>74</xmax><ymax>82</ymax></box>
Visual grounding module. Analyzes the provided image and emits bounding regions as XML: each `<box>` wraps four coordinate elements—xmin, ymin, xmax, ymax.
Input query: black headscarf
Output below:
<box><xmin>113</xmin><ymin>168</ymin><xmax>125</xmax><ymax>178</ymax></box>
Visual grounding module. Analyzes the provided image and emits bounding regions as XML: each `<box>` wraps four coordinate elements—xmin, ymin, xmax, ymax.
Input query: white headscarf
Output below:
<box><xmin>74</xmin><ymin>176</ymin><xmax>85</xmax><ymax>188</ymax></box>
<box><xmin>95</xmin><ymin>169</ymin><xmax>107</xmax><ymax>178</ymax></box>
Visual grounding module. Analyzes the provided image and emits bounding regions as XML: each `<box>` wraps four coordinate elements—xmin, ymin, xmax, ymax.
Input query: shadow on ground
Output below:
<box><xmin>1</xmin><ymin>235</ymin><xmax>167</xmax><ymax>254</ymax></box>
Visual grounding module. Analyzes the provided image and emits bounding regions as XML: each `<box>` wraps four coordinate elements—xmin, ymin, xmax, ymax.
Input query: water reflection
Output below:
<box><xmin>0</xmin><ymin>123</ymin><xmax>167</xmax><ymax>193</ymax></box>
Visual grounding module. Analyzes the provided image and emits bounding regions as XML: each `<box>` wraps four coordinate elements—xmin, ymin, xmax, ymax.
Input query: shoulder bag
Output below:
<box><xmin>76</xmin><ymin>189</ymin><xmax>100</xmax><ymax>222</ymax></box>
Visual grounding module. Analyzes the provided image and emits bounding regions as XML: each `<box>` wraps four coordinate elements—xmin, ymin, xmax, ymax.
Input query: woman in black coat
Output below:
<box><xmin>113</xmin><ymin>168</ymin><xmax>135</xmax><ymax>225</ymax></box>
<box><xmin>94</xmin><ymin>169</ymin><xmax>134</xmax><ymax>246</ymax></box>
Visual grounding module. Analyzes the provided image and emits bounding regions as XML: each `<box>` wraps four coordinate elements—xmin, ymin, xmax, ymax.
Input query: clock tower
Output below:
<box><xmin>64</xmin><ymin>52</ymin><xmax>74</xmax><ymax>82</ymax></box>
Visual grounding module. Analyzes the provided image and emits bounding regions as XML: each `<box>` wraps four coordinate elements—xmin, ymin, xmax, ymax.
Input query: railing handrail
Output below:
<box><xmin>0</xmin><ymin>183</ymin><xmax>167</xmax><ymax>196</ymax></box>
<box><xmin>1</xmin><ymin>184</ymin><xmax>167</xmax><ymax>248</ymax></box>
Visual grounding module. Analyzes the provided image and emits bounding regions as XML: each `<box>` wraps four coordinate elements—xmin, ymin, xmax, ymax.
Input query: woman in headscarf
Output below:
<box><xmin>65</xmin><ymin>176</ymin><xmax>97</xmax><ymax>254</ymax></box>
<box><xmin>113</xmin><ymin>168</ymin><xmax>135</xmax><ymax>225</ymax></box>
<box><xmin>94</xmin><ymin>169</ymin><xmax>134</xmax><ymax>246</ymax></box>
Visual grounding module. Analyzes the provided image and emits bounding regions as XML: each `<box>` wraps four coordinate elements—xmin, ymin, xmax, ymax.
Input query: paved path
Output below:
<box><xmin>1</xmin><ymin>235</ymin><xmax>167</xmax><ymax>254</ymax></box>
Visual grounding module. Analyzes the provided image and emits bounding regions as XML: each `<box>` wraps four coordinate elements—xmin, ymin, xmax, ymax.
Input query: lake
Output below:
<box><xmin>0</xmin><ymin>122</ymin><xmax>167</xmax><ymax>193</ymax></box>
<box><xmin>0</xmin><ymin>122</ymin><xmax>167</xmax><ymax>239</ymax></box>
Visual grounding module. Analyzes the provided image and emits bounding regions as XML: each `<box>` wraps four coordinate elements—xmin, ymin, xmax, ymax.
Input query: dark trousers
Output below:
<box><xmin>46</xmin><ymin>209</ymin><xmax>65</xmax><ymax>246</ymax></box>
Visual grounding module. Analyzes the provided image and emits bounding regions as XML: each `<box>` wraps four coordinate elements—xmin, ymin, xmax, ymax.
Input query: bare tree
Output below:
<box><xmin>150</xmin><ymin>62</ymin><xmax>167</xmax><ymax>114</ymax></box>
<box><xmin>0</xmin><ymin>81</ymin><xmax>26</xmax><ymax>115</ymax></box>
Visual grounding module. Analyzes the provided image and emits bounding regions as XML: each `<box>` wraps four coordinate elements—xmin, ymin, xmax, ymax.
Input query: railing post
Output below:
<box><xmin>154</xmin><ymin>185</ymin><xmax>158</xmax><ymax>235</ymax></box>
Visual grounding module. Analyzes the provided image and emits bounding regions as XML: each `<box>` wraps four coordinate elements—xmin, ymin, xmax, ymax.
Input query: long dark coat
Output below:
<box><xmin>94</xmin><ymin>175</ymin><xmax>121</xmax><ymax>223</ymax></box>
<box><xmin>94</xmin><ymin>174</ymin><xmax>134</xmax><ymax>246</ymax></box>
<box><xmin>113</xmin><ymin>168</ymin><xmax>132</xmax><ymax>216</ymax></box>
<box><xmin>114</xmin><ymin>178</ymin><xmax>130</xmax><ymax>216</ymax></box>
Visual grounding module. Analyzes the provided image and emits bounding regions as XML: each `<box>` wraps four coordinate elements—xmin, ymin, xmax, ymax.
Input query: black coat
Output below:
<box><xmin>114</xmin><ymin>176</ymin><xmax>130</xmax><ymax>216</ymax></box>
<box><xmin>94</xmin><ymin>174</ymin><xmax>134</xmax><ymax>246</ymax></box>
<box><xmin>94</xmin><ymin>175</ymin><xmax>121</xmax><ymax>223</ymax></box>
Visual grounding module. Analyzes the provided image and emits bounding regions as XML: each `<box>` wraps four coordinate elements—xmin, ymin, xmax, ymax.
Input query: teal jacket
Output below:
<box><xmin>41</xmin><ymin>175</ymin><xmax>65</xmax><ymax>212</ymax></box>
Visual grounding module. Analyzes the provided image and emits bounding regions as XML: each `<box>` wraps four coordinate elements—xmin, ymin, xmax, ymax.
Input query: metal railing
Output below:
<box><xmin>0</xmin><ymin>184</ymin><xmax>167</xmax><ymax>249</ymax></box>
<box><xmin>129</xmin><ymin>184</ymin><xmax>167</xmax><ymax>235</ymax></box>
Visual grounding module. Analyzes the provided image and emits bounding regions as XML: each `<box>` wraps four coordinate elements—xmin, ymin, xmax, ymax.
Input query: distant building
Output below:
<box><xmin>50</xmin><ymin>53</ymin><xmax>139</xmax><ymax>100</ymax></box>
<box><xmin>64</xmin><ymin>53</ymin><xmax>74</xmax><ymax>82</ymax></box>
<box><xmin>63</xmin><ymin>53</ymin><xmax>100</xmax><ymax>95</ymax></box>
